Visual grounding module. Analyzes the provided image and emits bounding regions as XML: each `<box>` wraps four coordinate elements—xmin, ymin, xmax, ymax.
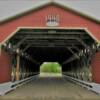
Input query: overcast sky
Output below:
<box><xmin>0</xmin><ymin>0</ymin><xmax>100</xmax><ymax>21</ymax></box>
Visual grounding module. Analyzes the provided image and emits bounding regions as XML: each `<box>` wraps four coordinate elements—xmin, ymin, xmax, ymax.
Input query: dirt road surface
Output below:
<box><xmin>0</xmin><ymin>76</ymin><xmax>100</xmax><ymax>100</ymax></box>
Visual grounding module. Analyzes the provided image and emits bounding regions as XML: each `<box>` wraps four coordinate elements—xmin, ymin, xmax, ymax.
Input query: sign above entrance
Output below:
<box><xmin>46</xmin><ymin>14</ymin><xmax>59</xmax><ymax>27</ymax></box>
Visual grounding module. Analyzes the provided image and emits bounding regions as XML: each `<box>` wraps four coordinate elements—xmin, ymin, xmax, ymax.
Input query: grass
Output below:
<box><xmin>40</xmin><ymin>62</ymin><xmax>62</xmax><ymax>77</ymax></box>
<box><xmin>40</xmin><ymin>62</ymin><xmax>62</xmax><ymax>73</ymax></box>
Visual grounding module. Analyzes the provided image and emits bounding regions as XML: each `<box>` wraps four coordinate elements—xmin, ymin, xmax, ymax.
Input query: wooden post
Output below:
<box><xmin>16</xmin><ymin>54</ymin><xmax>20</xmax><ymax>81</ymax></box>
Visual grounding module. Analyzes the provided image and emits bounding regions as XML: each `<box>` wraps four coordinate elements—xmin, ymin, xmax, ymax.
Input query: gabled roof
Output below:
<box><xmin>0</xmin><ymin>0</ymin><xmax>100</xmax><ymax>24</ymax></box>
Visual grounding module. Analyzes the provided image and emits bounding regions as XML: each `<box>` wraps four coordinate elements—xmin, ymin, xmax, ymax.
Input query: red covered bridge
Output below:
<box><xmin>0</xmin><ymin>1</ymin><xmax>100</xmax><ymax>99</ymax></box>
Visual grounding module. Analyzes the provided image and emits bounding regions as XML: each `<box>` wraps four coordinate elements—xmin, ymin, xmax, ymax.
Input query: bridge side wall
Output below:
<box><xmin>0</xmin><ymin>49</ymin><xmax>12</xmax><ymax>83</ymax></box>
<box><xmin>91</xmin><ymin>52</ymin><xmax>100</xmax><ymax>83</ymax></box>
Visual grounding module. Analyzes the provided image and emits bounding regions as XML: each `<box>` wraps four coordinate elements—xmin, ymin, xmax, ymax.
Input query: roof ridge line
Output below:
<box><xmin>0</xmin><ymin>1</ymin><xmax>100</xmax><ymax>25</ymax></box>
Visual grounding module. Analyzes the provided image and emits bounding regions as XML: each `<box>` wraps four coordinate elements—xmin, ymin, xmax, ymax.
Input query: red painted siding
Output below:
<box><xmin>0</xmin><ymin>5</ymin><xmax>100</xmax><ymax>42</ymax></box>
<box><xmin>0</xmin><ymin>49</ymin><xmax>12</xmax><ymax>83</ymax></box>
<box><xmin>91</xmin><ymin>52</ymin><xmax>100</xmax><ymax>83</ymax></box>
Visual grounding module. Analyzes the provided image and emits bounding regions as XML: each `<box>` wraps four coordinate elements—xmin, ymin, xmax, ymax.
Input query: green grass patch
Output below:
<box><xmin>40</xmin><ymin>62</ymin><xmax>62</xmax><ymax>73</ymax></box>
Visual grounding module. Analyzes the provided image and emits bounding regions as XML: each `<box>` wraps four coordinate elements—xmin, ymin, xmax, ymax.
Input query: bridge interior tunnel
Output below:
<box><xmin>2</xmin><ymin>28</ymin><xmax>100</xmax><ymax>82</ymax></box>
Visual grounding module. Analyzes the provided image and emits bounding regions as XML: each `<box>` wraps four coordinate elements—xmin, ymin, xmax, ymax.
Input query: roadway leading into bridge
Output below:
<box><xmin>0</xmin><ymin>75</ymin><xmax>100</xmax><ymax>100</ymax></box>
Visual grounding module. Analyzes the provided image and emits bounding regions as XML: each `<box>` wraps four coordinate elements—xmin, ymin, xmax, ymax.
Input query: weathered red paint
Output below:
<box><xmin>91</xmin><ymin>52</ymin><xmax>100</xmax><ymax>84</ymax></box>
<box><xmin>0</xmin><ymin>49</ymin><xmax>12</xmax><ymax>83</ymax></box>
<box><xmin>0</xmin><ymin>4</ymin><xmax>100</xmax><ymax>42</ymax></box>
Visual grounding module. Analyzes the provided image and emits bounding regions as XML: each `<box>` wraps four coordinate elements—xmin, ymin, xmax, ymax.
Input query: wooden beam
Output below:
<box><xmin>13</xmin><ymin>35</ymin><xmax>88</xmax><ymax>40</ymax></box>
<box><xmin>76</xmin><ymin>38</ymin><xmax>90</xmax><ymax>49</ymax></box>
<box><xmin>17</xmin><ymin>31</ymin><xmax>86</xmax><ymax>35</ymax></box>
<box><xmin>62</xmin><ymin>47</ymin><xmax>80</xmax><ymax>65</ymax></box>
<box><xmin>20</xmin><ymin>44</ymin><xmax>40</xmax><ymax>65</ymax></box>
<box><xmin>14</xmin><ymin>35</ymin><xmax>89</xmax><ymax>40</ymax></box>
<box><xmin>62</xmin><ymin>56</ymin><xmax>77</xmax><ymax>65</ymax></box>
<box><xmin>22</xmin><ymin>43</ymin><xmax>33</xmax><ymax>52</ymax></box>
<box><xmin>28</xmin><ymin>56</ymin><xmax>40</xmax><ymax>65</ymax></box>
<box><xmin>70</xmin><ymin>46</ymin><xmax>80</xmax><ymax>52</ymax></box>
<box><xmin>67</xmin><ymin>47</ymin><xmax>80</xmax><ymax>59</ymax></box>
<box><xmin>14</xmin><ymin>37</ymin><xmax>27</xmax><ymax>49</ymax></box>
<box><xmin>16</xmin><ymin>54</ymin><xmax>20</xmax><ymax>81</ymax></box>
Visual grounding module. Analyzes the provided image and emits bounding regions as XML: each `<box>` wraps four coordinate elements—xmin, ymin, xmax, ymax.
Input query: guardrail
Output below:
<box><xmin>0</xmin><ymin>73</ymin><xmax>100</xmax><ymax>95</ymax></box>
<box><xmin>63</xmin><ymin>74</ymin><xmax>100</xmax><ymax>94</ymax></box>
<box><xmin>0</xmin><ymin>73</ymin><xmax>38</xmax><ymax>95</ymax></box>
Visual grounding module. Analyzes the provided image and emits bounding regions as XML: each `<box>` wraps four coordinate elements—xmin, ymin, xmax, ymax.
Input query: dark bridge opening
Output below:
<box><xmin>2</xmin><ymin>28</ymin><xmax>99</xmax><ymax>81</ymax></box>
